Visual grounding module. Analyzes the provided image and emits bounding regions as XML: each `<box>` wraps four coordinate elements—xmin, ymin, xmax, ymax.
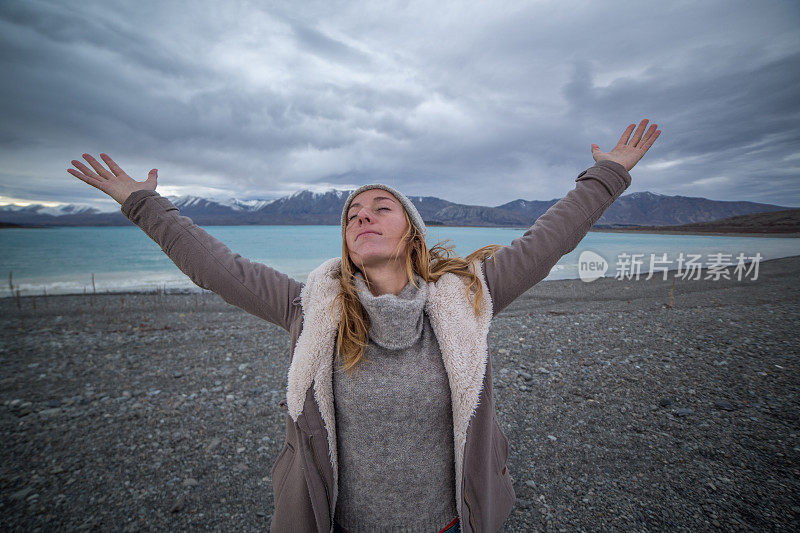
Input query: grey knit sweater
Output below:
<box><xmin>332</xmin><ymin>272</ymin><xmax>458</xmax><ymax>532</ymax></box>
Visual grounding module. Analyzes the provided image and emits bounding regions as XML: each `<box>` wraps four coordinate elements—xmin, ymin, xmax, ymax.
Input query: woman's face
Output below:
<box><xmin>345</xmin><ymin>189</ymin><xmax>410</xmax><ymax>270</ymax></box>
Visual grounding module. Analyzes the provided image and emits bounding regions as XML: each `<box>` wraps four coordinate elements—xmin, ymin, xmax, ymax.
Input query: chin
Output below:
<box><xmin>348</xmin><ymin>252</ymin><xmax>396</xmax><ymax>269</ymax></box>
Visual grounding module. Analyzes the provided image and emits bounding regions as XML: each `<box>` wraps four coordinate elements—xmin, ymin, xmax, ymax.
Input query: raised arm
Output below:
<box><xmin>68</xmin><ymin>154</ymin><xmax>303</xmax><ymax>331</ymax></box>
<box><xmin>482</xmin><ymin>119</ymin><xmax>661</xmax><ymax>315</ymax></box>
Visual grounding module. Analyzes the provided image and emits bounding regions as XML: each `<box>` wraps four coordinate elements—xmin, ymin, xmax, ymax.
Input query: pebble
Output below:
<box><xmin>517</xmin><ymin>498</ymin><xmax>533</xmax><ymax>509</ymax></box>
<box><xmin>170</xmin><ymin>495</ymin><xmax>186</xmax><ymax>513</ymax></box>
<box><xmin>10</xmin><ymin>486</ymin><xmax>34</xmax><ymax>501</ymax></box>
<box><xmin>713</xmin><ymin>400</ymin><xmax>735</xmax><ymax>411</ymax></box>
<box><xmin>205</xmin><ymin>438</ymin><xmax>222</xmax><ymax>453</ymax></box>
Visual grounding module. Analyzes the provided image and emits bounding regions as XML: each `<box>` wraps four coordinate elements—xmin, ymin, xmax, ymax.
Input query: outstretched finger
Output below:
<box><xmin>68</xmin><ymin>168</ymin><xmax>103</xmax><ymax>189</ymax></box>
<box><xmin>100</xmin><ymin>153</ymin><xmax>125</xmax><ymax>177</ymax></box>
<box><xmin>82</xmin><ymin>153</ymin><xmax>114</xmax><ymax>179</ymax></box>
<box><xmin>638</xmin><ymin>124</ymin><xmax>658</xmax><ymax>149</ymax></box>
<box><xmin>71</xmin><ymin>159</ymin><xmax>102</xmax><ymax>181</ymax></box>
<box><xmin>639</xmin><ymin>128</ymin><xmax>661</xmax><ymax>152</ymax></box>
<box><xmin>615</xmin><ymin>123</ymin><xmax>636</xmax><ymax>149</ymax></box>
<box><xmin>630</xmin><ymin>119</ymin><xmax>649</xmax><ymax>147</ymax></box>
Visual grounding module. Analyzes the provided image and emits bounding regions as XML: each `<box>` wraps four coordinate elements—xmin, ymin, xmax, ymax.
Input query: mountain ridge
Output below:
<box><xmin>0</xmin><ymin>189</ymin><xmax>794</xmax><ymax>228</ymax></box>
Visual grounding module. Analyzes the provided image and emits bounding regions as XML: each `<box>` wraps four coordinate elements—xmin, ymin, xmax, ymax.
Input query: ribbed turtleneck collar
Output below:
<box><xmin>353</xmin><ymin>272</ymin><xmax>428</xmax><ymax>350</ymax></box>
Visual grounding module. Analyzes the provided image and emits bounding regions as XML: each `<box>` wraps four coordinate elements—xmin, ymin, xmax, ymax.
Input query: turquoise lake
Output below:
<box><xmin>2</xmin><ymin>224</ymin><xmax>799</xmax><ymax>296</ymax></box>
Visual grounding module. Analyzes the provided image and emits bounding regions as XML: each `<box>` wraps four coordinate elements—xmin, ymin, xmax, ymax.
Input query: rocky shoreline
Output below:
<box><xmin>2</xmin><ymin>256</ymin><xmax>799</xmax><ymax>531</ymax></box>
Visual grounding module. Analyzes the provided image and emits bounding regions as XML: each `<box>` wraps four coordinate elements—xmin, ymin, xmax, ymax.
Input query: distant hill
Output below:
<box><xmin>590</xmin><ymin>191</ymin><xmax>791</xmax><ymax>227</ymax></box>
<box><xmin>0</xmin><ymin>221</ymin><xmax>37</xmax><ymax>228</ymax></box>
<box><xmin>0</xmin><ymin>188</ymin><xmax>795</xmax><ymax>230</ymax></box>
<box><xmin>593</xmin><ymin>208</ymin><xmax>800</xmax><ymax>235</ymax></box>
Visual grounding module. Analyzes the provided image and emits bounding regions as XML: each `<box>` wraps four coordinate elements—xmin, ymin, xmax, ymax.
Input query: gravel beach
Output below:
<box><xmin>2</xmin><ymin>255</ymin><xmax>799</xmax><ymax>532</ymax></box>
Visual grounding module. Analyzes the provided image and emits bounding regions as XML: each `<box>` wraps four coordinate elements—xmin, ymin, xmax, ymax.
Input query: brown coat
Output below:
<box><xmin>121</xmin><ymin>159</ymin><xmax>631</xmax><ymax>532</ymax></box>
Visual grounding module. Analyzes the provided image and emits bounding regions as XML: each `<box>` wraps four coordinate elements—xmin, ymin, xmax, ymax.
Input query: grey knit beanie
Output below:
<box><xmin>340</xmin><ymin>184</ymin><xmax>427</xmax><ymax>242</ymax></box>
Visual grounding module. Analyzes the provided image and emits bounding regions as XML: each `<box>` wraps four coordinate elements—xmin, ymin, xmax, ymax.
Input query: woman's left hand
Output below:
<box><xmin>591</xmin><ymin>119</ymin><xmax>661</xmax><ymax>172</ymax></box>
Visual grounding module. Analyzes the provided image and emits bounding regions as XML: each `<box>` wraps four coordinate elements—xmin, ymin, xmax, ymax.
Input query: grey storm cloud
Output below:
<box><xmin>0</xmin><ymin>0</ymin><xmax>798</xmax><ymax>211</ymax></box>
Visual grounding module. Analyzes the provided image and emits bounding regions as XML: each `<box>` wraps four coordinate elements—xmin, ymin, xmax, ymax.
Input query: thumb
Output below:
<box><xmin>591</xmin><ymin>144</ymin><xmax>600</xmax><ymax>153</ymax></box>
<box><xmin>147</xmin><ymin>169</ymin><xmax>158</xmax><ymax>187</ymax></box>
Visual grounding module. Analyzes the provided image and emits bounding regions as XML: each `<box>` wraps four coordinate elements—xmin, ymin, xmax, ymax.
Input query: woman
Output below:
<box><xmin>68</xmin><ymin>120</ymin><xmax>660</xmax><ymax>532</ymax></box>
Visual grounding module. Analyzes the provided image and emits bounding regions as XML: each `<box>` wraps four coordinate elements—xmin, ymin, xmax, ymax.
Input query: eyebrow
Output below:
<box><xmin>348</xmin><ymin>196</ymin><xmax>397</xmax><ymax>213</ymax></box>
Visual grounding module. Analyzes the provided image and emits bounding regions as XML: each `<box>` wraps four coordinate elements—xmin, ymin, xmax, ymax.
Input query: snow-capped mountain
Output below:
<box><xmin>224</xmin><ymin>198</ymin><xmax>276</xmax><ymax>211</ymax></box>
<box><xmin>0</xmin><ymin>203</ymin><xmax>101</xmax><ymax>216</ymax></box>
<box><xmin>0</xmin><ymin>189</ymin><xmax>794</xmax><ymax>228</ymax></box>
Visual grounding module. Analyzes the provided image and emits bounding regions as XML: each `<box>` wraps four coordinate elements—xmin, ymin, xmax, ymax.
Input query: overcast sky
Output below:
<box><xmin>1</xmin><ymin>0</ymin><xmax>798</xmax><ymax>212</ymax></box>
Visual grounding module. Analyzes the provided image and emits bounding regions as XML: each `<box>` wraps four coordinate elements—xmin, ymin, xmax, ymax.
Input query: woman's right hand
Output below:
<box><xmin>68</xmin><ymin>153</ymin><xmax>158</xmax><ymax>205</ymax></box>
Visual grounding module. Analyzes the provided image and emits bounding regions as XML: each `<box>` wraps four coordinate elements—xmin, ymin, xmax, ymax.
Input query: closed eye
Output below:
<box><xmin>348</xmin><ymin>207</ymin><xmax>390</xmax><ymax>221</ymax></box>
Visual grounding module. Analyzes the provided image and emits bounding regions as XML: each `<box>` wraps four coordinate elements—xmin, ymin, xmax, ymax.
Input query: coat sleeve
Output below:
<box><xmin>480</xmin><ymin>159</ymin><xmax>632</xmax><ymax>316</ymax></box>
<box><xmin>121</xmin><ymin>189</ymin><xmax>303</xmax><ymax>331</ymax></box>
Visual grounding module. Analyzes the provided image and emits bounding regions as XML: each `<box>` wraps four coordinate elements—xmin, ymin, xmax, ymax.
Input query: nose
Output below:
<box><xmin>353</xmin><ymin>207</ymin><xmax>373</xmax><ymax>224</ymax></box>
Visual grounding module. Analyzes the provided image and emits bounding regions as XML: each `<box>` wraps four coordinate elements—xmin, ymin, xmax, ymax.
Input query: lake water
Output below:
<box><xmin>2</xmin><ymin>224</ymin><xmax>799</xmax><ymax>296</ymax></box>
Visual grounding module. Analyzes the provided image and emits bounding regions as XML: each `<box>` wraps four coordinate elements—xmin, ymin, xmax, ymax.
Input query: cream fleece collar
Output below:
<box><xmin>353</xmin><ymin>272</ymin><xmax>427</xmax><ymax>350</ymax></box>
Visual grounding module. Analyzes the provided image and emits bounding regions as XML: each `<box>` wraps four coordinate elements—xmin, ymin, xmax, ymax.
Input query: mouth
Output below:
<box><xmin>356</xmin><ymin>231</ymin><xmax>380</xmax><ymax>240</ymax></box>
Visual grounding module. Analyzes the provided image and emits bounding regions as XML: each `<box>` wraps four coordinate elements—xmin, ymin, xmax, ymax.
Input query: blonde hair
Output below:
<box><xmin>333</xmin><ymin>209</ymin><xmax>501</xmax><ymax>375</ymax></box>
